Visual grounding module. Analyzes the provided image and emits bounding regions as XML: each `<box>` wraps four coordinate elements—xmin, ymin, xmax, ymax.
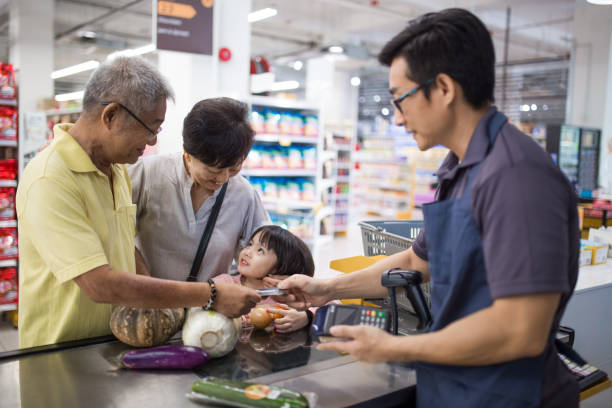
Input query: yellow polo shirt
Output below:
<box><xmin>16</xmin><ymin>124</ymin><xmax>136</xmax><ymax>348</ymax></box>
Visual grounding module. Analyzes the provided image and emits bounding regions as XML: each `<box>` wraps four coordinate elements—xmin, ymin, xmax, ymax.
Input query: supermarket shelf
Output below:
<box><xmin>0</xmin><ymin>220</ymin><xmax>16</xmax><ymax>228</ymax></box>
<box><xmin>254</xmin><ymin>134</ymin><xmax>318</xmax><ymax>145</ymax></box>
<box><xmin>334</xmin><ymin>193</ymin><xmax>350</xmax><ymax>199</ymax></box>
<box><xmin>248</xmin><ymin>96</ymin><xmax>318</xmax><ymax>111</ymax></box>
<box><xmin>0</xmin><ymin>259</ymin><xmax>16</xmax><ymax>268</ymax></box>
<box><xmin>0</xmin><ymin>179</ymin><xmax>17</xmax><ymax>187</ymax></box>
<box><xmin>0</xmin><ymin>140</ymin><xmax>17</xmax><ymax>147</ymax></box>
<box><xmin>242</xmin><ymin>169</ymin><xmax>316</xmax><ymax>177</ymax></box>
<box><xmin>334</xmin><ymin>209</ymin><xmax>349</xmax><ymax>214</ymax></box>
<box><xmin>0</xmin><ymin>303</ymin><xmax>17</xmax><ymax>312</ymax></box>
<box><xmin>337</xmin><ymin>176</ymin><xmax>350</xmax><ymax>183</ymax></box>
<box><xmin>334</xmin><ymin>145</ymin><xmax>351</xmax><ymax>151</ymax></box>
<box><xmin>0</xmin><ymin>99</ymin><xmax>17</xmax><ymax>106</ymax></box>
<box><xmin>45</xmin><ymin>108</ymin><xmax>82</xmax><ymax>116</ymax></box>
<box><xmin>263</xmin><ymin>199</ymin><xmax>319</xmax><ymax>210</ymax></box>
<box><xmin>335</xmin><ymin>163</ymin><xmax>351</xmax><ymax>169</ymax></box>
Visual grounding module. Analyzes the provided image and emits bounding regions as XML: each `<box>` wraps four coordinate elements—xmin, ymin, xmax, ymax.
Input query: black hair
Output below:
<box><xmin>251</xmin><ymin>225</ymin><xmax>314</xmax><ymax>277</ymax></box>
<box><xmin>378</xmin><ymin>8</ymin><xmax>495</xmax><ymax>109</ymax></box>
<box><xmin>182</xmin><ymin>97</ymin><xmax>254</xmax><ymax>168</ymax></box>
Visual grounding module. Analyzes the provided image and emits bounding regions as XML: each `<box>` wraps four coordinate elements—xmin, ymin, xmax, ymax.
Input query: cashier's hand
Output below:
<box><xmin>273</xmin><ymin>275</ymin><xmax>333</xmax><ymax>310</ymax></box>
<box><xmin>213</xmin><ymin>282</ymin><xmax>261</xmax><ymax>317</ymax></box>
<box><xmin>317</xmin><ymin>325</ymin><xmax>395</xmax><ymax>363</ymax></box>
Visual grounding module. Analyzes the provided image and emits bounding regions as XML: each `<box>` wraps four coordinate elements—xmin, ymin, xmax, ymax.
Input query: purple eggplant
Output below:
<box><xmin>119</xmin><ymin>345</ymin><xmax>210</xmax><ymax>370</ymax></box>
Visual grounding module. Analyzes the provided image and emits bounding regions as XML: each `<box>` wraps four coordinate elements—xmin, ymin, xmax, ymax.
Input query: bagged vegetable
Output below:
<box><xmin>187</xmin><ymin>377</ymin><xmax>309</xmax><ymax>408</ymax></box>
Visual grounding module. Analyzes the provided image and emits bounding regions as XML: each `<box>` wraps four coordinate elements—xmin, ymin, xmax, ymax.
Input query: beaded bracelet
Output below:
<box><xmin>203</xmin><ymin>278</ymin><xmax>216</xmax><ymax>310</ymax></box>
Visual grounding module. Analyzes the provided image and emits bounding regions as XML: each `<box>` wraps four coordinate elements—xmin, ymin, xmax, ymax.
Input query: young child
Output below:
<box><xmin>213</xmin><ymin>225</ymin><xmax>329</xmax><ymax>333</ymax></box>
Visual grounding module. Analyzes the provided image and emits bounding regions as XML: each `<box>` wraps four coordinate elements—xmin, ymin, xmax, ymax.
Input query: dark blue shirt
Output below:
<box><xmin>412</xmin><ymin>108</ymin><xmax>579</xmax><ymax>406</ymax></box>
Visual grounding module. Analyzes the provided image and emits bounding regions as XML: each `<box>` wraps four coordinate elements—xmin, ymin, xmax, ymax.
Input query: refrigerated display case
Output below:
<box><xmin>549</xmin><ymin>125</ymin><xmax>600</xmax><ymax>196</ymax></box>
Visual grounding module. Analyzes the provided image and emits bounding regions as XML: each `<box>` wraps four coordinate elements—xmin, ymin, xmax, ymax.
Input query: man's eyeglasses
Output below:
<box><xmin>392</xmin><ymin>78</ymin><xmax>434</xmax><ymax>114</ymax></box>
<box><xmin>101</xmin><ymin>102</ymin><xmax>162</xmax><ymax>138</ymax></box>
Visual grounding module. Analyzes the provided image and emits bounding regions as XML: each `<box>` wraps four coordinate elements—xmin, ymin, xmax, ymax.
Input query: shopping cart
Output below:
<box><xmin>358</xmin><ymin>220</ymin><xmax>431</xmax><ymax>313</ymax></box>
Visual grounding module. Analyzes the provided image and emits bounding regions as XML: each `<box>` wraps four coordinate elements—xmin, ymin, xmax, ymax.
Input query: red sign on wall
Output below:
<box><xmin>156</xmin><ymin>0</ymin><xmax>213</xmax><ymax>55</ymax></box>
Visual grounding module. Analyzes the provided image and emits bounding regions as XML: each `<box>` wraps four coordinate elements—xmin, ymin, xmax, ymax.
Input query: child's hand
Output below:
<box><xmin>267</xmin><ymin>305</ymin><xmax>308</xmax><ymax>333</ymax></box>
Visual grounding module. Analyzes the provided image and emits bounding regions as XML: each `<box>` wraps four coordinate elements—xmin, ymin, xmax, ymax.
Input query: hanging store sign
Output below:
<box><xmin>156</xmin><ymin>0</ymin><xmax>213</xmax><ymax>55</ymax></box>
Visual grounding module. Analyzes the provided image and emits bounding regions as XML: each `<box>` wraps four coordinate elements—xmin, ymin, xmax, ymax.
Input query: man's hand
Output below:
<box><xmin>317</xmin><ymin>325</ymin><xmax>397</xmax><ymax>363</ymax></box>
<box><xmin>275</xmin><ymin>275</ymin><xmax>333</xmax><ymax>310</ymax></box>
<box><xmin>268</xmin><ymin>305</ymin><xmax>309</xmax><ymax>333</ymax></box>
<box><xmin>213</xmin><ymin>282</ymin><xmax>261</xmax><ymax>317</ymax></box>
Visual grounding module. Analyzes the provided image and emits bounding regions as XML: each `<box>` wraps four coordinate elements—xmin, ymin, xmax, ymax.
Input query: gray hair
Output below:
<box><xmin>82</xmin><ymin>56</ymin><xmax>175</xmax><ymax>115</ymax></box>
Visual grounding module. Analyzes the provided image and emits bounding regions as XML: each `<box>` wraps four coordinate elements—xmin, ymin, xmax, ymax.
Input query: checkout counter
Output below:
<box><xmin>0</xmin><ymin>310</ymin><xmax>420</xmax><ymax>408</ymax></box>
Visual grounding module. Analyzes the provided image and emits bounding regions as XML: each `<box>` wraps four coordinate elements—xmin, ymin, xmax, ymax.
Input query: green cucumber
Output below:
<box><xmin>191</xmin><ymin>376</ymin><xmax>308</xmax><ymax>408</ymax></box>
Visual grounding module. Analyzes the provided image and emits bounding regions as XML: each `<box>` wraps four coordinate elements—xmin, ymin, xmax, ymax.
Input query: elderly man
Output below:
<box><xmin>16</xmin><ymin>57</ymin><xmax>260</xmax><ymax>348</ymax></box>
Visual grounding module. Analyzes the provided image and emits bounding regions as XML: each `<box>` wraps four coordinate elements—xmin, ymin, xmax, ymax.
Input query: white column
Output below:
<box><xmin>9</xmin><ymin>0</ymin><xmax>54</xmax><ymax>177</ymax></box>
<box><xmin>157</xmin><ymin>0</ymin><xmax>251</xmax><ymax>155</ymax></box>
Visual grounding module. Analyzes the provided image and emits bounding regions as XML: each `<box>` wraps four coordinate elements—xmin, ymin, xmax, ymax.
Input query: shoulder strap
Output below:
<box><xmin>186</xmin><ymin>182</ymin><xmax>228</xmax><ymax>282</ymax></box>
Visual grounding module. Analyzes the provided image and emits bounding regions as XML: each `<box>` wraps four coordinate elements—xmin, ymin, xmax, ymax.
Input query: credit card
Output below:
<box><xmin>257</xmin><ymin>288</ymin><xmax>287</xmax><ymax>296</ymax></box>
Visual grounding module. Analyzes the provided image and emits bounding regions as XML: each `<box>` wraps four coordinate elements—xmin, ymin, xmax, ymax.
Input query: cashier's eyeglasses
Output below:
<box><xmin>101</xmin><ymin>101</ymin><xmax>162</xmax><ymax>138</ymax></box>
<box><xmin>392</xmin><ymin>78</ymin><xmax>434</xmax><ymax>114</ymax></box>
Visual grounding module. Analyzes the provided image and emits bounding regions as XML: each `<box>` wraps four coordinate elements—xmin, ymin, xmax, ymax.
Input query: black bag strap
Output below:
<box><xmin>186</xmin><ymin>182</ymin><xmax>228</xmax><ymax>282</ymax></box>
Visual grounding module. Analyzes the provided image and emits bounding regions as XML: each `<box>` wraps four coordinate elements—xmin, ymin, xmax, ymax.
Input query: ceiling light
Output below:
<box><xmin>587</xmin><ymin>0</ymin><xmax>612</xmax><ymax>5</ymax></box>
<box><xmin>292</xmin><ymin>60</ymin><xmax>303</xmax><ymax>71</ymax></box>
<box><xmin>373</xmin><ymin>95</ymin><xmax>381</xmax><ymax>102</ymax></box>
<box><xmin>80</xmin><ymin>31</ymin><xmax>97</xmax><ymax>39</ymax></box>
<box><xmin>381</xmin><ymin>107</ymin><xmax>390</xmax><ymax>116</ymax></box>
<box><xmin>55</xmin><ymin>90</ymin><xmax>85</xmax><ymax>102</ymax></box>
<box><xmin>269</xmin><ymin>80</ymin><xmax>300</xmax><ymax>91</ymax></box>
<box><xmin>531</xmin><ymin>104</ymin><xmax>537</xmax><ymax>111</ymax></box>
<box><xmin>329</xmin><ymin>46</ymin><xmax>344</xmax><ymax>54</ymax></box>
<box><xmin>248</xmin><ymin>8</ymin><xmax>277</xmax><ymax>23</ymax></box>
<box><xmin>51</xmin><ymin>60</ymin><xmax>100</xmax><ymax>79</ymax></box>
<box><xmin>107</xmin><ymin>43</ymin><xmax>156</xmax><ymax>59</ymax></box>
<box><xmin>350</xmin><ymin>76</ymin><xmax>361</xmax><ymax>87</ymax></box>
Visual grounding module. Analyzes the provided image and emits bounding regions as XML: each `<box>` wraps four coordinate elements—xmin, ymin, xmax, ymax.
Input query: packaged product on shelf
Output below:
<box><xmin>250</xmin><ymin>111</ymin><xmax>265</xmax><ymax>134</ymax></box>
<box><xmin>278</xmin><ymin>180</ymin><xmax>291</xmax><ymax>200</ymax></box>
<box><xmin>303</xmin><ymin>147</ymin><xmax>316</xmax><ymax>170</ymax></box>
<box><xmin>303</xmin><ymin>115</ymin><xmax>318</xmax><ymax>137</ymax></box>
<box><xmin>273</xmin><ymin>148</ymin><xmax>289</xmax><ymax>169</ymax></box>
<box><xmin>291</xmin><ymin>114</ymin><xmax>304</xmax><ymax>136</ymax></box>
<box><xmin>264</xmin><ymin>110</ymin><xmax>280</xmax><ymax>134</ymax></box>
<box><xmin>287</xmin><ymin>147</ymin><xmax>303</xmax><ymax>169</ymax></box>
<box><xmin>279</xmin><ymin>112</ymin><xmax>293</xmax><ymax>134</ymax></box>
<box><xmin>302</xmin><ymin>180</ymin><xmax>316</xmax><ymax>202</ymax></box>
<box><xmin>0</xmin><ymin>187</ymin><xmax>15</xmax><ymax>220</ymax></box>
<box><xmin>0</xmin><ymin>159</ymin><xmax>16</xmax><ymax>180</ymax></box>
<box><xmin>0</xmin><ymin>227</ymin><xmax>17</xmax><ymax>259</ymax></box>
<box><xmin>262</xmin><ymin>179</ymin><xmax>278</xmax><ymax>200</ymax></box>
<box><xmin>0</xmin><ymin>267</ymin><xmax>17</xmax><ymax>304</ymax></box>
<box><xmin>287</xmin><ymin>180</ymin><xmax>301</xmax><ymax>201</ymax></box>
<box><xmin>261</xmin><ymin>148</ymin><xmax>275</xmax><ymax>169</ymax></box>
<box><xmin>0</xmin><ymin>107</ymin><xmax>17</xmax><ymax>141</ymax></box>
<box><xmin>245</xmin><ymin>148</ymin><xmax>262</xmax><ymax>169</ymax></box>
<box><xmin>0</xmin><ymin>63</ymin><xmax>16</xmax><ymax>100</ymax></box>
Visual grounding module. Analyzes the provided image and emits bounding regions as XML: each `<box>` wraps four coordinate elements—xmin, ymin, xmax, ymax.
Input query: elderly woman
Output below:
<box><xmin>128</xmin><ymin>97</ymin><xmax>270</xmax><ymax>282</ymax></box>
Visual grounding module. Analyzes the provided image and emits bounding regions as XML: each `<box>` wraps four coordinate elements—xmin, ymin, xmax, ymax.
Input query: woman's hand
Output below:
<box><xmin>268</xmin><ymin>305</ymin><xmax>308</xmax><ymax>333</ymax></box>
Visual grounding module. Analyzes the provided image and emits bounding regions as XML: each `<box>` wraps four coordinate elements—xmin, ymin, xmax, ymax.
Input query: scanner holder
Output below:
<box><xmin>381</xmin><ymin>269</ymin><xmax>432</xmax><ymax>334</ymax></box>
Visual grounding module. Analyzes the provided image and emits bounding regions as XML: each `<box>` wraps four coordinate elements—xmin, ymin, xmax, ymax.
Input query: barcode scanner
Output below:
<box><xmin>381</xmin><ymin>269</ymin><xmax>432</xmax><ymax>334</ymax></box>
